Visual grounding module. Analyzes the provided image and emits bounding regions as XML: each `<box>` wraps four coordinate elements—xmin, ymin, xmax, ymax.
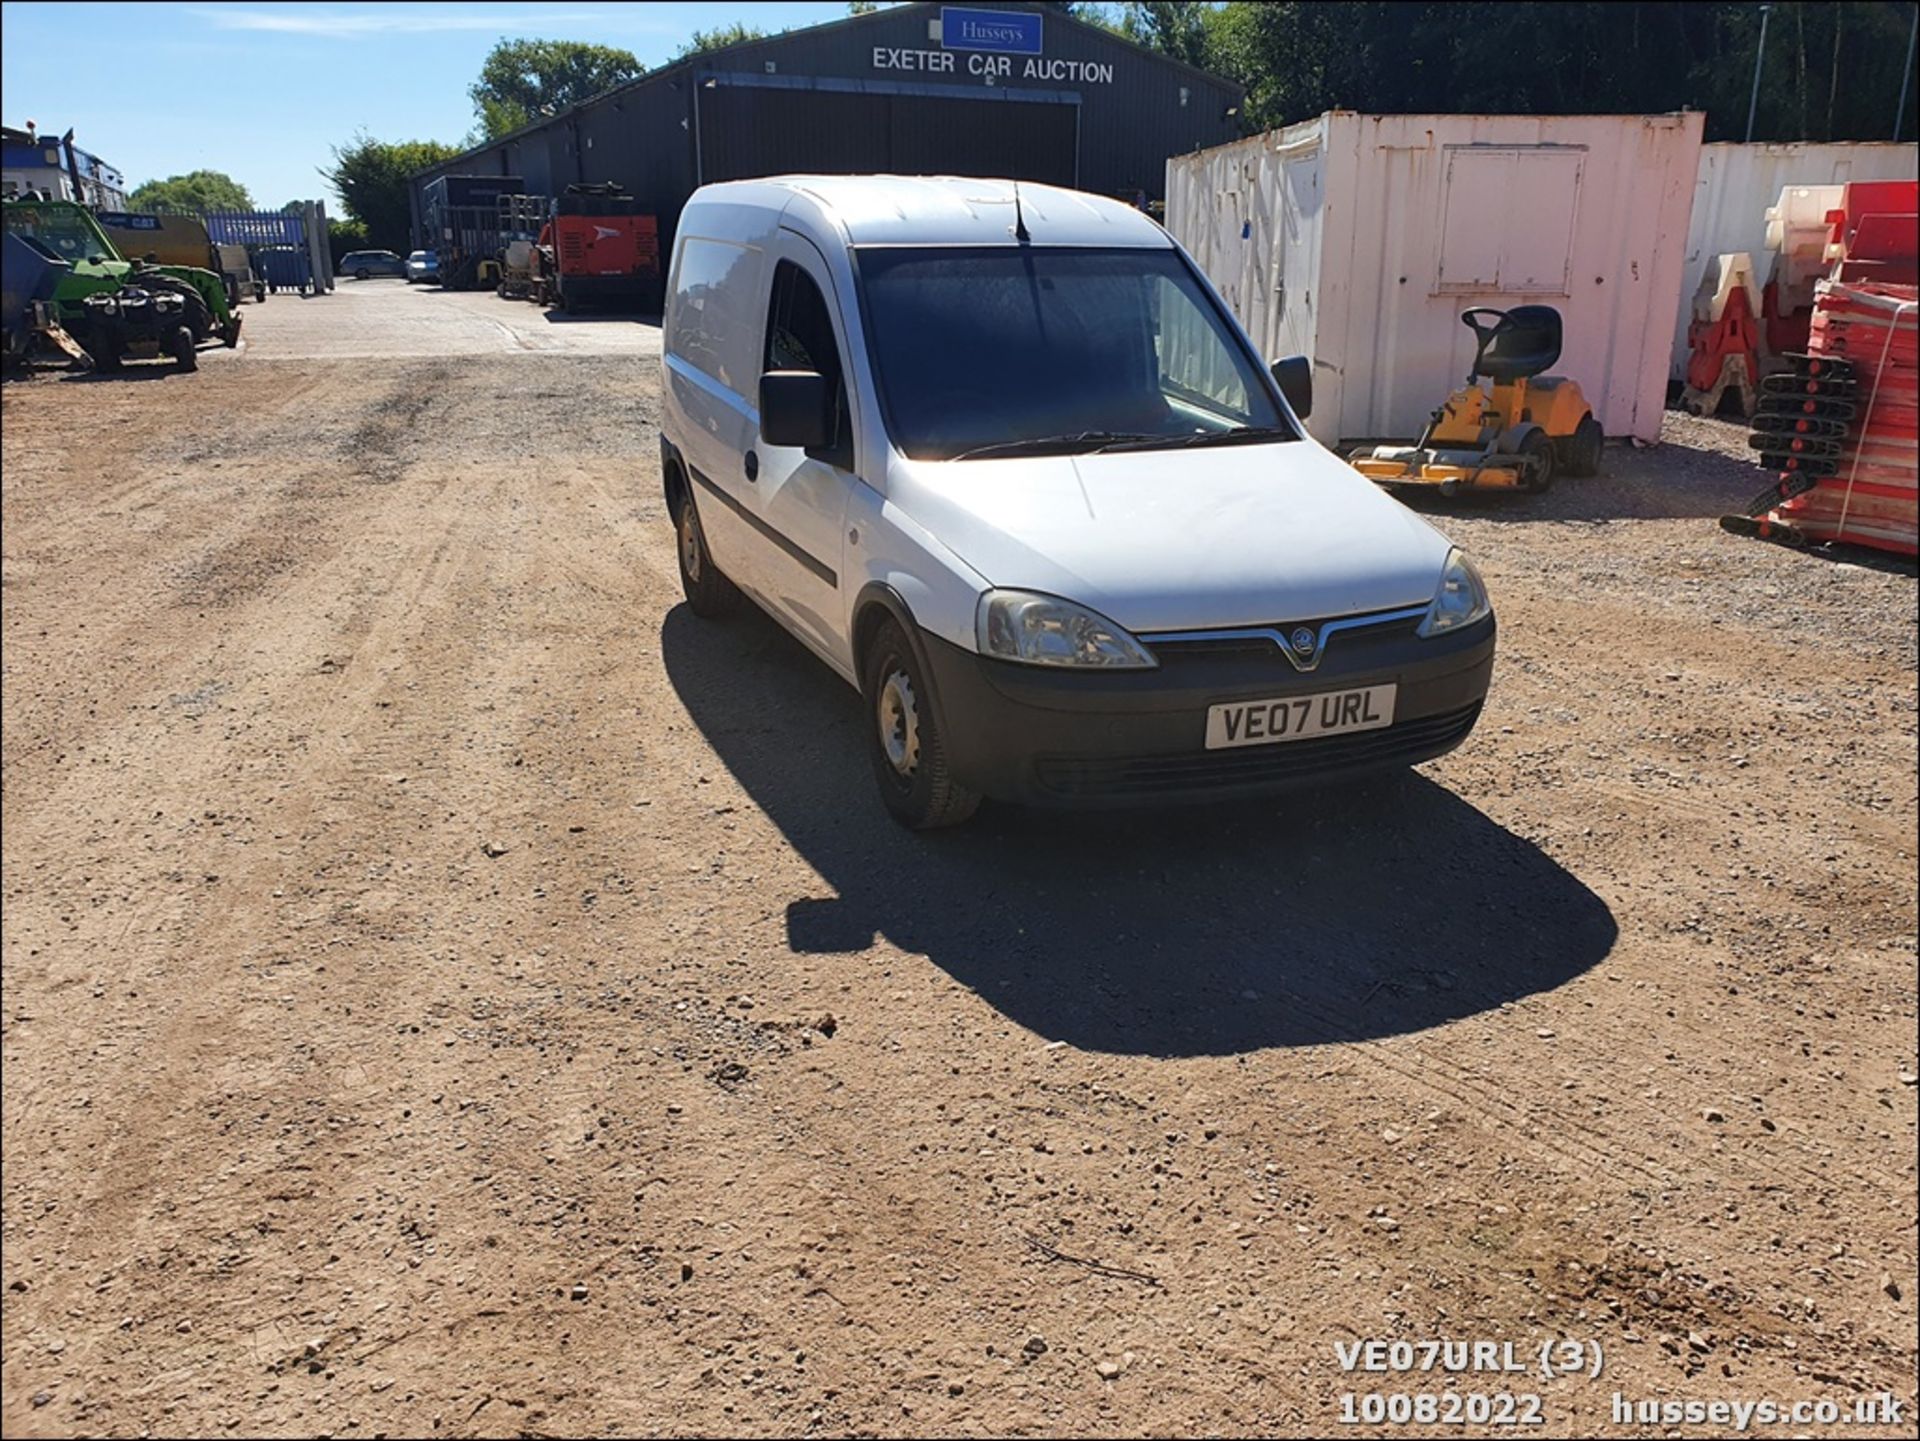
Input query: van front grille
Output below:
<box><xmin>1031</xmin><ymin>702</ymin><xmax>1482</xmax><ymax>799</ymax></box>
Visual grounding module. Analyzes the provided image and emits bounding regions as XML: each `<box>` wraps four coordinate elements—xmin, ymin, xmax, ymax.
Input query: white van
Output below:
<box><xmin>660</xmin><ymin>176</ymin><xmax>1494</xmax><ymax>828</ymax></box>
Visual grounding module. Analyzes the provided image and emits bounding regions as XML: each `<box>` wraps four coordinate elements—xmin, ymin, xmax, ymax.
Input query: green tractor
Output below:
<box><xmin>1</xmin><ymin>197</ymin><xmax>241</xmax><ymax>353</ymax></box>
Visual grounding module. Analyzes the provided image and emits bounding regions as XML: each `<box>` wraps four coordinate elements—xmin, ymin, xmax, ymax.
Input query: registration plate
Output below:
<box><xmin>1205</xmin><ymin>683</ymin><xmax>1397</xmax><ymax>750</ymax></box>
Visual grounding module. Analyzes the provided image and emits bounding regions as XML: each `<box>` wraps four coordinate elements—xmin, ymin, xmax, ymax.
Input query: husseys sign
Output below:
<box><xmin>872</xmin><ymin>6</ymin><xmax>1117</xmax><ymax>85</ymax></box>
<box><xmin>941</xmin><ymin>7</ymin><xmax>1042</xmax><ymax>53</ymax></box>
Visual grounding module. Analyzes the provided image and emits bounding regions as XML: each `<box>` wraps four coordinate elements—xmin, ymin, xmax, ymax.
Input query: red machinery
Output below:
<box><xmin>530</xmin><ymin>183</ymin><xmax>662</xmax><ymax>314</ymax></box>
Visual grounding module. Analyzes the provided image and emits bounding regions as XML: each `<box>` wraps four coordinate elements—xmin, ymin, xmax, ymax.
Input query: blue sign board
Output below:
<box><xmin>940</xmin><ymin>7</ymin><xmax>1043</xmax><ymax>55</ymax></box>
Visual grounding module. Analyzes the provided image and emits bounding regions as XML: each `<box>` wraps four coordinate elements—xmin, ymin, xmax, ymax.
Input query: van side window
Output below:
<box><xmin>1150</xmin><ymin>273</ymin><xmax>1255</xmax><ymax>421</ymax></box>
<box><xmin>764</xmin><ymin>259</ymin><xmax>853</xmax><ymax>470</ymax></box>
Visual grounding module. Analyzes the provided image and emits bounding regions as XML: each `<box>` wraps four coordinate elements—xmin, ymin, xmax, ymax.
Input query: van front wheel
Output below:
<box><xmin>862</xmin><ymin>620</ymin><xmax>980</xmax><ymax>830</ymax></box>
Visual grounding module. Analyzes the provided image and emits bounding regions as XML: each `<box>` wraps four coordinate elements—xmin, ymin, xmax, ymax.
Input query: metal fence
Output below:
<box><xmin>143</xmin><ymin>201</ymin><xmax>335</xmax><ymax>293</ymax></box>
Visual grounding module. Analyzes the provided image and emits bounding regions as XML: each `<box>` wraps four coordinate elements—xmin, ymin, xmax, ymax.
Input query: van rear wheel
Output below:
<box><xmin>862</xmin><ymin>619</ymin><xmax>980</xmax><ymax>830</ymax></box>
<box><xmin>675</xmin><ymin>486</ymin><xmax>740</xmax><ymax>618</ymax></box>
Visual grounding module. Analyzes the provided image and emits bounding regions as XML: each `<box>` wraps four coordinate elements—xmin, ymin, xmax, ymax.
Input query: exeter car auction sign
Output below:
<box><xmin>872</xmin><ymin>7</ymin><xmax>1116</xmax><ymax>85</ymax></box>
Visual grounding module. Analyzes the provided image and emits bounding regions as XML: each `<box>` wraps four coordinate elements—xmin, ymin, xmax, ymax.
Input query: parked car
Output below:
<box><xmin>659</xmin><ymin>177</ymin><xmax>1495</xmax><ymax>828</ymax></box>
<box><xmin>340</xmin><ymin>249</ymin><xmax>407</xmax><ymax>280</ymax></box>
<box><xmin>406</xmin><ymin>249</ymin><xmax>439</xmax><ymax>284</ymax></box>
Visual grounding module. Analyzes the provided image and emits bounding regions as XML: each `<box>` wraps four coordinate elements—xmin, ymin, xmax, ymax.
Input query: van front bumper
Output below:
<box><xmin>918</xmin><ymin>614</ymin><xmax>1495</xmax><ymax>807</ymax></box>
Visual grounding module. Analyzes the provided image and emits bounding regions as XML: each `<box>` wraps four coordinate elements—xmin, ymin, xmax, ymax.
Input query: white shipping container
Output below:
<box><xmin>1167</xmin><ymin>110</ymin><xmax>1705</xmax><ymax>445</ymax></box>
<box><xmin>1671</xmin><ymin>142</ymin><xmax>1919</xmax><ymax>377</ymax></box>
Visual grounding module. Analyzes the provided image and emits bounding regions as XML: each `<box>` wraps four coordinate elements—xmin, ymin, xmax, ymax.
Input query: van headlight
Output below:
<box><xmin>1417</xmin><ymin>548</ymin><xmax>1492</xmax><ymax>636</ymax></box>
<box><xmin>977</xmin><ymin>590</ymin><xmax>1158</xmax><ymax>669</ymax></box>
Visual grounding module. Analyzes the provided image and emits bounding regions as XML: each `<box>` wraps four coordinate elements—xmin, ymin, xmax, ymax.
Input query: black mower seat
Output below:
<box><xmin>1464</xmin><ymin>305</ymin><xmax>1563</xmax><ymax>381</ymax></box>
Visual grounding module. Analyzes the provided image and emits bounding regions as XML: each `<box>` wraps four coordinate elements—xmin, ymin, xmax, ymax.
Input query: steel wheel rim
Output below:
<box><xmin>878</xmin><ymin>668</ymin><xmax>920</xmax><ymax>777</ymax></box>
<box><xmin>679</xmin><ymin>503</ymin><xmax>701</xmax><ymax>582</ymax></box>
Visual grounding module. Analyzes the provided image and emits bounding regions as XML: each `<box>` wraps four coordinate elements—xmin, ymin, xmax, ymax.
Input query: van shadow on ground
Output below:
<box><xmin>661</xmin><ymin>605</ymin><xmax>1616</xmax><ymax>1058</ymax></box>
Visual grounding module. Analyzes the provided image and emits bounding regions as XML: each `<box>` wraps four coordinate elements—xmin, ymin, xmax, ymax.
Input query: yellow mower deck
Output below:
<box><xmin>1349</xmin><ymin>451</ymin><xmax>1530</xmax><ymax>490</ymax></box>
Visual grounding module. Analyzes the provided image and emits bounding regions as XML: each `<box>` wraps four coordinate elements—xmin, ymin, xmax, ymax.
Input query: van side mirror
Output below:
<box><xmin>760</xmin><ymin>369</ymin><xmax>834</xmax><ymax>449</ymax></box>
<box><xmin>1271</xmin><ymin>356</ymin><xmax>1312</xmax><ymax>419</ymax></box>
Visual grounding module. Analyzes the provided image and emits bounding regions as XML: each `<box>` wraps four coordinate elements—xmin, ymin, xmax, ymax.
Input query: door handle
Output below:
<box><xmin>744</xmin><ymin>450</ymin><xmax>759</xmax><ymax>482</ymax></box>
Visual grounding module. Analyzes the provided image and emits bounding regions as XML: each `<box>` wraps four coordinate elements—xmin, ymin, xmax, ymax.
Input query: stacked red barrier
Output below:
<box><xmin>1771</xmin><ymin>281</ymin><xmax>1919</xmax><ymax>556</ymax></box>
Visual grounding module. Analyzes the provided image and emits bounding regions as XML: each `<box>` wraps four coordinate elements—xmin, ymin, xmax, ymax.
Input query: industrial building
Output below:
<box><xmin>411</xmin><ymin>3</ymin><xmax>1243</xmax><ymax>250</ymax></box>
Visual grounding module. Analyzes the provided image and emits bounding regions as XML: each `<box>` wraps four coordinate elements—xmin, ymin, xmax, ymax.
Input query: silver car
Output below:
<box><xmin>405</xmin><ymin>250</ymin><xmax>439</xmax><ymax>284</ymax></box>
<box><xmin>340</xmin><ymin>249</ymin><xmax>407</xmax><ymax>281</ymax></box>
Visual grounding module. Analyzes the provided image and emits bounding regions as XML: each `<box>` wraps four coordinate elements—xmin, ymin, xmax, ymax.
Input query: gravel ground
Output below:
<box><xmin>1</xmin><ymin>335</ymin><xmax>1915</xmax><ymax>1438</ymax></box>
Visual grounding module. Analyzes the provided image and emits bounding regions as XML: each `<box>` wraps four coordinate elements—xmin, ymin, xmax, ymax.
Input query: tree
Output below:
<box><xmin>321</xmin><ymin>134</ymin><xmax>461</xmax><ymax>254</ymax></box>
<box><xmin>1116</xmin><ymin>1</ymin><xmax>1918</xmax><ymax>144</ymax></box>
<box><xmin>1112</xmin><ymin>1</ymin><xmax>1218</xmax><ymax>68</ymax></box>
<box><xmin>469</xmin><ymin>38</ymin><xmax>643</xmax><ymax>141</ymax></box>
<box><xmin>328</xmin><ymin>217</ymin><xmax>370</xmax><ymax>267</ymax></box>
<box><xmin>128</xmin><ymin>169</ymin><xmax>253</xmax><ymax>214</ymax></box>
<box><xmin>674</xmin><ymin>22</ymin><xmax>771</xmax><ymax>58</ymax></box>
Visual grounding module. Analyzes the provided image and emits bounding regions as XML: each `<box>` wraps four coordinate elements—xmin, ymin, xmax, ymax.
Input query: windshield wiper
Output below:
<box><xmin>947</xmin><ymin>430</ymin><xmax>1160</xmax><ymax>462</ymax></box>
<box><xmin>1095</xmin><ymin>425</ymin><xmax>1296</xmax><ymax>453</ymax></box>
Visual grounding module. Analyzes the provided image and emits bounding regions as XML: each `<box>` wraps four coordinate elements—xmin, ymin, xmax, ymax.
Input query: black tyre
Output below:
<box><xmin>1560</xmin><ymin>414</ymin><xmax>1603</xmax><ymax>478</ymax></box>
<box><xmin>355</xmin><ymin>268</ymin><xmax>370</xmax><ymax>281</ymax></box>
<box><xmin>145</xmin><ymin>278</ymin><xmax>214</xmax><ymax>342</ymax></box>
<box><xmin>674</xmin><ymin>484</ymin><xmax>741</xmax><ymax>619</ymax></box>
<box><xmin>1516</xmin><ymin>427</ymin><xmax>1555</xmax><ymax>494</ymax></box>
<box><xmin>91</xmin><ymin>334</ymin><xmax>123</xmax><ymax>371</ymax></box>
<box><xmin>861</xmin><ymin>619</ymin><xmax>981</xmax><ymax>830</ymax></box>
<box><xmin>168</xmin><ymin>325</ymin><xmax>197</xmax><ymax>372</ymax></box>
<box><xmin>184</xmin><ymin>292</ymin><xmax>214</xmax><ymax>342</ymax></box>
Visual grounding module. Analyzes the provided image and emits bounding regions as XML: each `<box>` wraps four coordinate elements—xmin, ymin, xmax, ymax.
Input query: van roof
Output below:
<box><xmin>695</xmin><ymin>175</ymin><xmax>1171</xmax><ymax>249</ymax></box>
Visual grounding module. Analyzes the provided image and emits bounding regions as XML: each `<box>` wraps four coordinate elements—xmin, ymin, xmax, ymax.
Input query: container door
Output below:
<box><xmin>1274</xmin><ymin>144</ymin><xmax>1323</xmax><ymax>363</ymax></box>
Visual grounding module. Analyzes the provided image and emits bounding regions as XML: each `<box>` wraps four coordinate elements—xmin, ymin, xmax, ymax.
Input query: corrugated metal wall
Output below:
<box><xmin>696</xmin><ymin>82</ymin><xmax>1078</xmax><ymax>188</ymax></box>
<box><xmin>1170</xmin><ymin>112</ymin><xmax>1705</xmax><ymax>445</ymax></box>
<box><xmin>411</xmin><ymin>3</ymin><xmax>1241</xmax><ymax>247</ymax></box>
<box><xmin>1671</xmin><ymin>142</ymin><xmax>1920</xmax><ymax>377</ymax></box>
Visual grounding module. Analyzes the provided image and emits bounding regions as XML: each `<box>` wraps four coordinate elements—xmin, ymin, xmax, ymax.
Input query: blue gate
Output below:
<box><xmin>198</xmin><ymin>206</ymin><xmax>334</xmax><ymax>294</ymax></box>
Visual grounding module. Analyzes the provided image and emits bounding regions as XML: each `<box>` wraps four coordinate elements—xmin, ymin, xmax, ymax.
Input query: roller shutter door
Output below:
<box><xmin>699</xmin><ymin>88</ymin><xmax>1076</xmax><ymax>188</ymax></box>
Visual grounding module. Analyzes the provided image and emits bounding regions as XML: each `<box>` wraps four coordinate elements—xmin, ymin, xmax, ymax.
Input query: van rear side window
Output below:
<box><xmin>670</xmin><ymin>236</ymin><xmax>762</xmax><ymax>390</ymax></box>
<box><xmin>764</xmin><ymin>259</ymin><xmax>852</xmax><ymax>469</ymax></box>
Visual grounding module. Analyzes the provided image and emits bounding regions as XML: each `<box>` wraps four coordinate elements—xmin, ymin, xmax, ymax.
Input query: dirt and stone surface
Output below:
<box><xmin>3</xmin><ymin>285</ymin><xmax>1916</xmax><ymax>1436</ymax></box>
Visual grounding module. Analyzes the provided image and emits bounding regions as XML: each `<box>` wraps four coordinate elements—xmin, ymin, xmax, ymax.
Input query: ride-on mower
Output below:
<box><xmin>1349</xmin><ymin>305</ymin><xmax>1603</xmax><ymax>494</ymax></box>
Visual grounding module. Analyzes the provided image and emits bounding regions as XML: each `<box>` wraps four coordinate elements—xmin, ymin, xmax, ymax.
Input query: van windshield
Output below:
<box><xmin>855</xmin><ymin>246</ymin><xmax>1293</xmax><ymax>461</ymax></box>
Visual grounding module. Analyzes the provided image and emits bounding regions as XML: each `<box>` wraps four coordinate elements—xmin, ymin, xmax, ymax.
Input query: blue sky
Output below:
<box><xmin>0</xmin><ymin>1</ymin><xmax>851</xmax><ymax>208</ymax></box>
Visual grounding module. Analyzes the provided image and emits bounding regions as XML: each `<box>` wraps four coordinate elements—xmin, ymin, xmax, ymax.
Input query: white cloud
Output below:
<box><xmin>187</xmin><ymin>7</ymin><xmax>636</xmax><ymax>38</ymax></box>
